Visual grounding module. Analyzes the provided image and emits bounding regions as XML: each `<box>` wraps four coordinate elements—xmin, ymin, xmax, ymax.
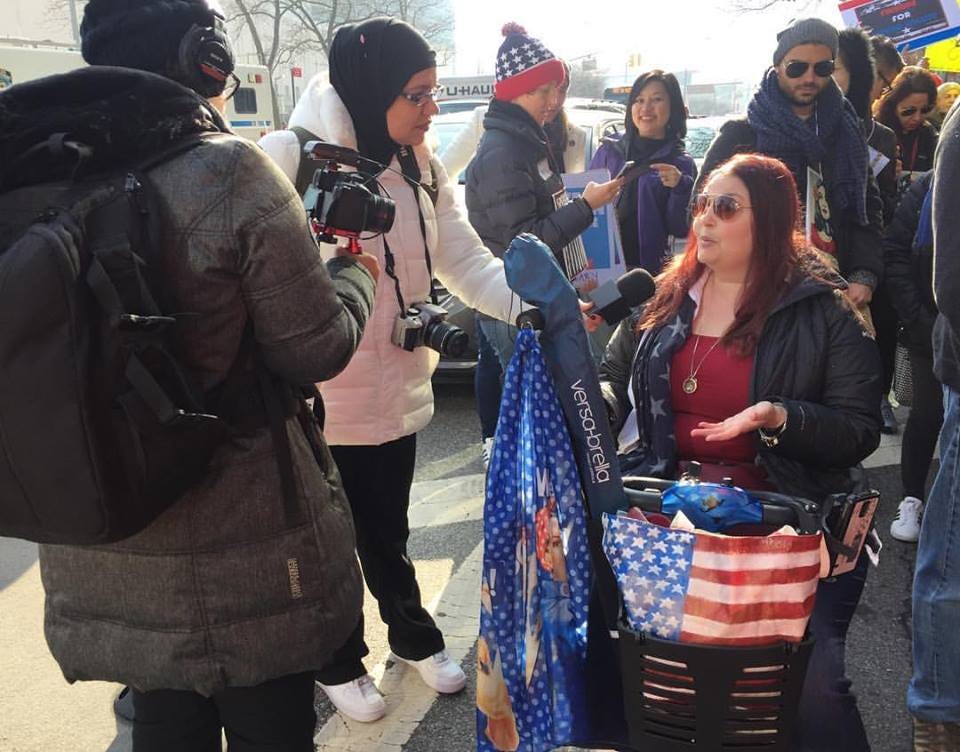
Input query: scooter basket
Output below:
<box><xmin>618</xmin><ymin>628</ymin><xmax>814</xmax><ymax>751</ymax></box>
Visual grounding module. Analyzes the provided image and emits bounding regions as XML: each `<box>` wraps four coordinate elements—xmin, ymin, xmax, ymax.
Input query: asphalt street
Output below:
<box><xmin>0</xmin><ymin>384</ymin><xmax>923</xmax><ymax>751</ymax></box>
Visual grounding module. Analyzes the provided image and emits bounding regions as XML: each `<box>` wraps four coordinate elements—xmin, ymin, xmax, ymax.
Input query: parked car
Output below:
<box><xmin>685</xmin><ymin>115</ymin><xmax>731</xmax><ymax>172</ymax></box>
<box><xmin>431</xmin><ymin>102</ymin><xmax>625</xmax><ymax>378</ymax></box>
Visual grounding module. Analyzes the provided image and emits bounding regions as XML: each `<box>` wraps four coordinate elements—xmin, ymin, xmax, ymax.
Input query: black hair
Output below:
<box><xmin>870</xmin><ymin>36</ymin><xmax>904</xmax><ymax>80</ymax></box>
<box><xmin>838</xmin><ymin>27</ymin><xmax>876</xmax><ymax>120</ymax></box>
<box><xmin>874</xmin><ymin>66</ymin><xmax>939</xmax><ymax>135</ymax></box>
<box><xmin>625</xmin><ymin>70</ymin><xmax>687</xmax><ymax>139</ymax></box>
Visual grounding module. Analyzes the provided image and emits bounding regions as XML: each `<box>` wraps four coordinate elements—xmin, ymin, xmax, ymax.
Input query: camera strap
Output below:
<box><xmin>398</xmin><ymin>147</ymin><xmax>439</xmax><ymax>306</ymax></box>
<box><xmin>381</xmin><ymin>237</ymin><xmax>407</xmax><ymax>314</ymax></box>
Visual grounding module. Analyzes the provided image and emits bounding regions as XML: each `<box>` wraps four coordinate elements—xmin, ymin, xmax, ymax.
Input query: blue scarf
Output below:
<box><xmin>748</xmin><ymin>68</ymin><xmax>869</xmax><ymax>225</ymax></box>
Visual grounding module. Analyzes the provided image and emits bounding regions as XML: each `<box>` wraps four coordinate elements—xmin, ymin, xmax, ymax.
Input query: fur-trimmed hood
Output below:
<box><xmin>0</xmin><ymin>66</ymin><xmax>227</xmax><ymax>192</ymax></box>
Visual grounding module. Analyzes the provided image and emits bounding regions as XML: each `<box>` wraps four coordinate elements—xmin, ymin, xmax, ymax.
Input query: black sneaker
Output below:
<box><xmin>881</xmin><ymin>396</ymin><xmax>899</xmax><ymax>434</ymax></box>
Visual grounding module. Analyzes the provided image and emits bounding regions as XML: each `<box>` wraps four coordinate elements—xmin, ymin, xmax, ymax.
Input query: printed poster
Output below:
<box><xmin>839</xmin><ymin>0</ymin><xmax>960</xmax><ymax>51</ymax></box>
<box><xmin>561</xmin><ymin>169</ymin><xmax>626</xmax><ymax>295</ymax></box>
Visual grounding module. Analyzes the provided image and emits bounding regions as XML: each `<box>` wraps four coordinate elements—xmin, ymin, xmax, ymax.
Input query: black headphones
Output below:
<box><xmin>175</xmin><ymin>10</ymin><xmax>235</xmax><ymax>98</ymax></box>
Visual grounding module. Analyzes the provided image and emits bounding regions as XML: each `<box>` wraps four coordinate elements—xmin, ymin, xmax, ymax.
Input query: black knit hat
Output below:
<box><xmin>81</xmin><ymin>0</ymin><xmax>224</xmax><ymax>76</ymax></box>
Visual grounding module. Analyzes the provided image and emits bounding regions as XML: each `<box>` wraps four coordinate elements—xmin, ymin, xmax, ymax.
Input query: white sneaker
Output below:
<box><xmin>891</xmin><ymin>496</ymin><xmax>923</xmax><ymax>543</ymax></box>
<box><xmin>394</xmin><ymin>650</ymin><xmax>466</xmax><ymax>694</ymax></box>
<box><xmin>317</xmin><ymin>674</ymin><xmax>386</xmax><ymax>723</ymax></box>
<box><xmin>481</xmin><ymin>437</ymin><xmax>494</xmax><ymax>469</ymax></box>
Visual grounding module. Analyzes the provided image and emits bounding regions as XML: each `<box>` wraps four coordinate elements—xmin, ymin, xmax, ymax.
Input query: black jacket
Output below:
<box><xmin>883</xmin><ymin>171</ymin><xmax>935</xmax><ymax>357</ymax></box>
<box><xmin>465</xmin><ymin>98</ymin><xmax>594</xmax><ymax>258</ymax></box>
<box><xmin>696</xmin><ymin>118</ymin><xmax>885</xmax><ymax>286</ymax></box>
<box><xmin>932</xmin><ymin>107</ymin><xmax>960</xmax><ymax>390</ymax></box>
<box><xmin>896</xmin><ymin>121</ymin><xmax>938</xmax><ymax>175</ymax></box>
<box><xmin>599</xmin><ymin>267</ymin><xmax>882</xmax><ymax>503</ymax></box>
<box><xmin>868</xmin><ymin>119</ymin><xmax>899</xmax><ymax>226</ymax></box>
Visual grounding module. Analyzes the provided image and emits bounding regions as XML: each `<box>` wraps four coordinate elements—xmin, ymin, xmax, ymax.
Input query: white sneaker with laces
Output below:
<box><xmin>394</xmin><ymin>650</ymin><xmax>466</xmax><ymax>694</ymax></box>
<box><xmin>891</xmin><ymin>496</ymin><xmax>923</xmax><ymax>543</ymax></box>
<box><xmin>481</xmin><ymin>437</ymin><xmax>494</xmax><ymax>469</ymax></box>
<box><xmin>317</xmin><ymin>674</ymin><xmax>386</xmax><ymax>723</ymax></box>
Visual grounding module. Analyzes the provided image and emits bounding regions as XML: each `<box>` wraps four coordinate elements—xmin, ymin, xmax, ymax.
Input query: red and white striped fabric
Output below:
<box><xmin>602</xmin><ymin>512</ymin><xmax>822</xmax><ymax>646</ymax></box>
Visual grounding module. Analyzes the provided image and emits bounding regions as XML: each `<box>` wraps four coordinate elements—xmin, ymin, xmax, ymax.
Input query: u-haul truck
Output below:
<box><xmin>0</xmin><ymin>41</ymin><xmax>275</xmax><ymax>141</ymax></box>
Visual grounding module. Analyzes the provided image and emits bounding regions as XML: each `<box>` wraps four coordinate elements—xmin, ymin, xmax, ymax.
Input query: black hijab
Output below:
<box><xmin>329</xmin><ymin>17</ymin><xmax>436</xmax><ymax>170</ymax></box>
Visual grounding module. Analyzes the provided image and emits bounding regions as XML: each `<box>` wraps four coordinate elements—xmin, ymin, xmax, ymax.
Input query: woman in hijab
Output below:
<box><xmin>589</xmin><ymin>70</ymin><xmax>697</xmax><ymax>275</ymax></box>
<box><xmin>260</xmin><ymin>18</ymin><xmax>527</xmax><ymax>723</ymax></box>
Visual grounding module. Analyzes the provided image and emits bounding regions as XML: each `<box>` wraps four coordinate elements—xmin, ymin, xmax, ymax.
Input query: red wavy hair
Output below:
<box><xmin>640</xmin><ymin>153</ymin><xmax>812</xmax><ymax>355</ymax></box>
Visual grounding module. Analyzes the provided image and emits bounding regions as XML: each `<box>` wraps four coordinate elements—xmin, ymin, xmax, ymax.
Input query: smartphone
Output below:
<box><xmin>614</xmin><ymin>160</ymin><xmax>636</xmax><ymax>179</ymax></box>
<box><xmin>825</xmin><ymin>491</ymin><xmax>879</xmax><ymax>576</ymax></box>
<box><xmin>617</xmin><ymin>162</ymin><xmax>651</xmax><ymax>183</ymax></box>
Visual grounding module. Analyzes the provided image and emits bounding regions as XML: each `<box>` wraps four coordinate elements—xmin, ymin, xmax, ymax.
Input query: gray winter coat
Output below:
<box><xmin>0</xmin><ymin>67</ymin><xmax>375</xmax><ymax>695</ymax></box>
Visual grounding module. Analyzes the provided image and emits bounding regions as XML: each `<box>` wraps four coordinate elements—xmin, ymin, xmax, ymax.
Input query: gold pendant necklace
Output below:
<box><xmin>682</xmin><ymin>335</ymin><xmax>722</xmax><ymax>394</ymax></box>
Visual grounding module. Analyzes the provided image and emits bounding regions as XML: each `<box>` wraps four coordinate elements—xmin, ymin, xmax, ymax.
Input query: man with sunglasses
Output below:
<box><xmin>697</xmin><ymin>17</ymin><xmax>883</xmax><ymax>318</ymax></box>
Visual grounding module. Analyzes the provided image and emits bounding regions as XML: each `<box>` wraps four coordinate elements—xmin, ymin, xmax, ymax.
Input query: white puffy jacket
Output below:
<box><xmin>260</xmin><ymin>80</ymin><xmax>524</xmax><ymax>445</ymax></box>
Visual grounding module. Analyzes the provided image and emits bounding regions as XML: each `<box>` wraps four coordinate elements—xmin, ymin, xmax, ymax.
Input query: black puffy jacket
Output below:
<box><xmin>883</xmin><ymin>171</ymin><xmax>935</xmax><ymax>357</ymax></box>
<box><xmin>465</xmin><ymin>98</ymin><xmax>594</xmax><ymax>258</ymax></box>
<box><xmin>696</xmin><ymin>119</ymin><xmax>886</xmax><ymax>287</ymax></box>
<box><xmin>599</xmin><ymin>266</ymin><xmax>883</xmax><ymax>503</ymax></box>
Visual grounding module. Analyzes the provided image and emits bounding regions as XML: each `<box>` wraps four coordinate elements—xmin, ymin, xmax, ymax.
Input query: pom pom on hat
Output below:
<box><xmin>493</xmin><ymin>22</ymin><xmax>565</xmax><ymax>101</ymax></box>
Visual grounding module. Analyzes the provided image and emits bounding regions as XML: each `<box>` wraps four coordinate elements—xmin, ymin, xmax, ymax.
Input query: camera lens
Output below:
<box><xmin>424</xmin><ymin>320</ymin><xmax>468</xmax><ymax>357</ymax></box>
<box><xmin>364</xmin><ymin>193</ymin><xmax>395</xmax><ymax>235</ymax></box>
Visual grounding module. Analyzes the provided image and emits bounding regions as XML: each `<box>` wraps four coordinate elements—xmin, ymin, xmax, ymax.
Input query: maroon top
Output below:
<box><xmin>670</xmin><ymin>335</ymin><xmax>773</xmax><ymax>491</ymax></box>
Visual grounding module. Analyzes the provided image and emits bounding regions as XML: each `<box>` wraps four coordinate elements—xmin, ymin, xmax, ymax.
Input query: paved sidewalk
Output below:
<box><xmin>0</xmin><ymin>414</ymin><xmax>916</xmax><ymax>751</ymax></box>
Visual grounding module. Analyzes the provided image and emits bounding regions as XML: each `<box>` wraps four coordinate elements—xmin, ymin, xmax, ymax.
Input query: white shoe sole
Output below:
<box><xmin>316</xmin><ymin>682</ymin><xmax>387</xmax><ymax>723</ymax></box>
<box><xmin>890</xmin><ymin>528</ymin><xmax>920</xmax><ymax>543</ymax></box>
<box><xmin>391</xmin><ymin>653</ymin><xmax>466</xmax><ymax>694</ymax></box>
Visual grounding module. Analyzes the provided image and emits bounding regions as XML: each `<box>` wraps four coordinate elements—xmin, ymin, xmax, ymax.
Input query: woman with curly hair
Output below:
<box><xmin>874</xmin><ymin>67</ymin><xmax>939</xmax><ymax>187</ymax></box>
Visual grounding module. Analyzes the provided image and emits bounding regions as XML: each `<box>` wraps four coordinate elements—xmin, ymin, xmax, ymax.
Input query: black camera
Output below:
<box><xmin>303</xmin><ymin>140</ymin><xmax>395</xmax><ymax>245</ymax></box>
<box><xmin>391</xmin><ymin>303</ymin><xmax>469</xmax><ymax>357</ymax></box>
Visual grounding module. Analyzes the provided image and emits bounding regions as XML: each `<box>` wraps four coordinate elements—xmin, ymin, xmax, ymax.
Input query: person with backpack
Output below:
<box><xmin>259</xmin><ymin>18</ymin><xmax>546</xmax><ymax>724</ymax></box>
<box><xmin>0</xmin><ymin>1</ymin><xmax>377</xmax><ymax>749</ymax></box>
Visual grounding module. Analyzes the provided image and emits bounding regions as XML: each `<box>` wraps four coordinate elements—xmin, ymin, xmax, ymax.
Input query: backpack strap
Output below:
<box><xmin>136</xmin><ymin>131</ymin><xmax>227</xmax><ymax>174</ymax></box>
<box><xmin>291</xmin><ymin>127</ymin><xmax>321</xmax><ymax>197</ymax></box>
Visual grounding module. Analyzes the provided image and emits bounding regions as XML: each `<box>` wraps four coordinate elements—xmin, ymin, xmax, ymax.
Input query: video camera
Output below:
<box><xmin>303</xmin><ymin>140</ymin><xmax>396</xmax><ymax>250</ymax></box>
<box><xmin>302</xmin><ymin>140</ymin><xmax>467</xmax><ymax>358</ymax></box>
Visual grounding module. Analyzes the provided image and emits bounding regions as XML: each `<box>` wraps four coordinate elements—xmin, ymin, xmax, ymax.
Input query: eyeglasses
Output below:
<box><xmin>223</xmin><ymin>73</ymin><xmax>241</xmax><ymax>101</ymax></box>
<box><xmin>783</xmin><ymin>59</ymin><xmax>836</xmax><ymax>79</ymax></box>
<box><xmin>398</xmin><ymin>84</ymin><xmax>444</xmax><ymax>107</ymax></box>
<box><xmin>691</xmin><ymin>193</ymin><xmax>752</xmax><ymax>221</ymax></box>
<box><xmin>898</xmin><ymin>104</ymin><xmax>935</xmax><ymax>118</ymax></box>
<box><xmin>878</xmin><ymin>72</ymin><xmax>893</xmax><ymax>95</ymax></box>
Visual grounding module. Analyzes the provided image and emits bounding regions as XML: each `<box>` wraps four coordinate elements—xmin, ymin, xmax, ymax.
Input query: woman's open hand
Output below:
<box><xmin>690</xmin><ymin>400</ymin><xmax>787</xmax><ymax>442</ymax></box>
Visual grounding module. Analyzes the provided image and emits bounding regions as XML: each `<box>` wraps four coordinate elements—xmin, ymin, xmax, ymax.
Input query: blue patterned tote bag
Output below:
<box><xmin>476</xmin><ymin>327</ymin><xmax>593</xmax><ymax>751</ymax></box>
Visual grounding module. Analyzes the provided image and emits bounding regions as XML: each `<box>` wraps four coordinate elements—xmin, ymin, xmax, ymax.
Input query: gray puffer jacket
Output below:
<box><xmin>0</xmin><ymin>67</ymin><xmax>374</xmax><ymax>695</ymax></box>
<box><xmin>465</xmin><ymin>98</ymin><xmax>594</xmax><ymax>258</ymax></box>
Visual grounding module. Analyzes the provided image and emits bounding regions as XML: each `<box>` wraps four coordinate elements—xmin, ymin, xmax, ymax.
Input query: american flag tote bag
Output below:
<box><xmin>477</xmin><ymin>327</ymin><xmax>592</xmax><ymax>751</ymax></box>
<box><xmin>602</xmin><ymin>512</ymin><xmax>821</xmax><ymax>647</ymax></box>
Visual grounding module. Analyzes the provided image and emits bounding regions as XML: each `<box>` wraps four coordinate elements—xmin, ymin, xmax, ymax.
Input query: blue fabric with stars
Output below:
<box><xmin>477</xmin><ymin>327</ymin><xmax>592</xmax><ymax>751</ymax></box>
<box><xmin>619</xmin><ymin>296</ymin><xmax>698</xmax><ymax>478</ymax></box>
<box><xmin>601</xmin><ymin>512</ymin><xmax>695</xmax><ymax>640</ymax></box>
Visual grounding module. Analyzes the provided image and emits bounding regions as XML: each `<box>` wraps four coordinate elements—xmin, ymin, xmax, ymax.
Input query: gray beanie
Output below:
<box><xmin>773</xmin><ymin>18</ymin><xmax>839</xmax><ymax>65</ymax></box>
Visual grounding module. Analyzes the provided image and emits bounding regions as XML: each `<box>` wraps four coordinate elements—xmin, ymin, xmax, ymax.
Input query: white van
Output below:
<box><xmin>0</xmin><ymin>42</ymin><xmax>274</xmax><ymax>141</ymax></box>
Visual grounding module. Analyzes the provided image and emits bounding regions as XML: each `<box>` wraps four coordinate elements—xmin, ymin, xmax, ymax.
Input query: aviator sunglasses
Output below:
<box><xmin>898</xmin><ymin>103</ymin><xmax>935</xmax><ymax>118</ymax></box>
<box><xmin>783</xmin><ymin>59</ymin><xmax>836</xmax><ymax>79</ymax></box>
<box><xmin>691</xmin><ymin>193</ymin><xmax>752</xmax><ymax>221</ymax></box>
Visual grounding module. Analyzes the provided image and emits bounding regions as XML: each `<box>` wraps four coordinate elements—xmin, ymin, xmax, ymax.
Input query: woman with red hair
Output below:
<box><xmin>599</xmin><ymin>153</ymin><xmax>882</xmax><ymax>750</ymax></box>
